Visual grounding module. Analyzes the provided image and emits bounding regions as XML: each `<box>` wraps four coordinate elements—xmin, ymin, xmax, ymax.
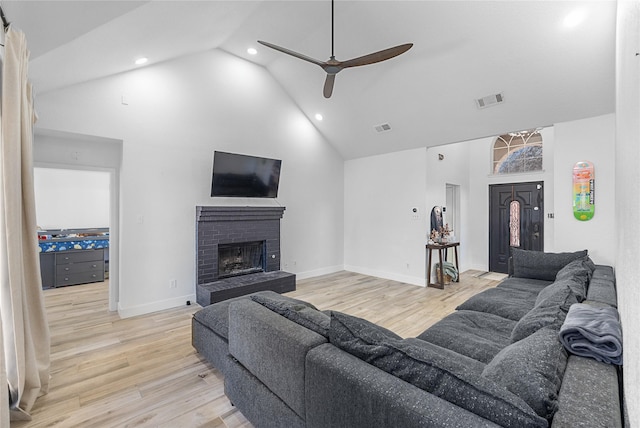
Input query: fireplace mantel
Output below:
<box><xmin>196</xmin><ymin>206</ymin><xmax>285</xmax><ymax>223</ymax></box>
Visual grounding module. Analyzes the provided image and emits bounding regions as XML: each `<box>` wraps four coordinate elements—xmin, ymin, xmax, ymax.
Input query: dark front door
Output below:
<box><xmin>489</xmin><ymin>182</ymin><xmax>544</xmax><ymax>273</ymax></box>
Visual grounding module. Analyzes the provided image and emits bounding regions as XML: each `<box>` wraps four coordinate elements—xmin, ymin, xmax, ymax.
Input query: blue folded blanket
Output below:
<box><xmin>559</xmin><ymin>303</ymin><xmax>623</xmax><ymax>365</ymax></box>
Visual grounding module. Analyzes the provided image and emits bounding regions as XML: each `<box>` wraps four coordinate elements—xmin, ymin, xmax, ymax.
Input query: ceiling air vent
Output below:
<box><xmin>475</xmin><ymin>92</ymin><xmax>504</xmax><ymax>109</ymax></box>
<box><xmin>374</xmin><ymin>123</ymin><xmax>392</xmax><ymax>133</ymax></box>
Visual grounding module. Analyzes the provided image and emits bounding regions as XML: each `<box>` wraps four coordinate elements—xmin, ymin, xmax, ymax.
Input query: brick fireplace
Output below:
<box><xmin>195</xmin><ymin>206</ymin><xmax>295</xmax><ymax>306</ymax></box>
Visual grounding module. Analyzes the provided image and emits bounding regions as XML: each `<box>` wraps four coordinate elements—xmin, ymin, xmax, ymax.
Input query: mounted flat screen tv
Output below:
<box><xmin>211</xmin><ymin>151</ymin><xmax>282</xmax><ymax>198</ymax></box>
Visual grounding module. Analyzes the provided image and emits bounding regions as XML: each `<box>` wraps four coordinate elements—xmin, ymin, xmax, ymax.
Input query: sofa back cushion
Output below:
<box><xmin>536</xmin><ymin>278</ymin><xmax>586</xmax><ymax>306</ymax></box>
<box><xmin>329</xmin><ymin>311</ymin><xmax>548</xmax><ymax>428</ymax></box>
<box><xmin>511</xmin><ymin>285</ymin><xmax>578</xmax><ymax>343</ymax></box>
<box><xmin>511</xmin><ymin>248</ymin><xmax>588</xmax><ymax>281</ymax></box>
<box><xmin>555</xmin><ymin>257</ymin><xmax>594</xmax><ymax>284</ymax></box>
<box><xmin>483</xmin><ymin>327</ymin><xmax>568</xmax><ymax>422</ymax></box>
<box><xmin>250</xmin><ymin>294</ymin><xmax>330</xmax><ymax>337</ymax></box>
<box><xmin>193</xmin><ymin>290</ymin><xmax>316</xmax><ymax>340</ymax></box>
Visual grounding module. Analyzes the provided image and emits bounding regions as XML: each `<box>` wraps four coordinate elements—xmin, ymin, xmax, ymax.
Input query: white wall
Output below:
<box><xmin>553</xmin><ymin>114</ymin><xmax>616</xmax><ymax>266</ymax></box>
<box><xmin>344</xmin><ymin>116</ymin><xmax>614</xmax><ymax>284</ymax></box>
<box><xmin>34</xmin><ymin>49</ymin><xmax>344</xmax><ymax>317</ymax></box>
<box><xmin>425</xmin><ymin>143</ymin><xmax>472</xmax><ymax>271</ymax></box>
<box><xmin>423</xmin><ymin>116</ymin><xmax>615</xmax><ymax>273</ymax></box>
<box><xmin>615</xmin><ymin>1</ymin><xmax>640</xmax><ymax>425</ymax></box>
<box><xmin>34</xmin><ymin>168</ymin><xmax>110</xmax><ymax>229</ymax></box>
<box><xmin>439</xmin><ymin>127</ymin><xmax>556</xmax><ymax>271</ymax></box>
<box><xmin>344</xmin><ymin>148</ymin><xmax>428</xmax><ymax>286</ymax></box>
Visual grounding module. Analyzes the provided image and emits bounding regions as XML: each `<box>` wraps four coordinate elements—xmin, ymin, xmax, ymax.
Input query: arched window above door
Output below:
<box><xmin>493</xmin><ymin>129</ymin><xmax>543</xmax><ymax>175</ymax></box>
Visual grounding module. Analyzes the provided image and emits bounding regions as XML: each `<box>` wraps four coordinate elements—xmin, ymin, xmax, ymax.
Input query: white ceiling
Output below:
<box><xmin>2</xmin><ymin>1</ymin><xmax>616</xmax><ymax>159</ymax></box>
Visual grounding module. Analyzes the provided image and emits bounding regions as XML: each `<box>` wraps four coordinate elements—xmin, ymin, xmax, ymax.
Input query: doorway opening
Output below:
<box><xmin>34</xmin><ymin>128</ymin><xmax>122</xmax><ymax>312</ymax></box>
<box><xmin>34</xmin><ymin>165</ymin><xmax>118</xmax><ymax>309</ymax></box>
<box><xmin>445</xmin><ymin>183</ymin><xmax>460</xmax><ymax>260</ymax></box>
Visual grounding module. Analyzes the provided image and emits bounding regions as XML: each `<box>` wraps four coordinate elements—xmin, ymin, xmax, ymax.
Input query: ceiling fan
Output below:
<box><xmin>258</xmin><ymin>0</ymin><xmax>413</xmax><ymax>98</ymax></box>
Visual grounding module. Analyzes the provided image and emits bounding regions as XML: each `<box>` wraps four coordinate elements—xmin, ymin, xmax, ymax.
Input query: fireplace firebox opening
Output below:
<box><xmin>218</xmin><ymin>240</ymin><xmax>265</xmax><ymax>279</ymax></box>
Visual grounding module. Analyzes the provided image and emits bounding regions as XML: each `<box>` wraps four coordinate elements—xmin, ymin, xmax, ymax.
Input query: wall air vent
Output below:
<box><xmin>475</xmin><ymin>92</ymin><xmax>504</xmax><ymax>109</ymax></box>
<box><xmin>374</xmin><ymin>123</ymin><xmax>392</xmax><ymax>133</ymax></box>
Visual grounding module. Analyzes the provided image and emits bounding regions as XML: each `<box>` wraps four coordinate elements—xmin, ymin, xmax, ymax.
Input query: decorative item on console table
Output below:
<box><xmin>429</xmin><ymin>223</ymin><xmax>452</xmax><ymax>244</ymax></box>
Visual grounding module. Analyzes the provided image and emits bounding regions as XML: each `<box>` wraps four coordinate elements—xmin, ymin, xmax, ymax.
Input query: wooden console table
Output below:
<box><xmin>426</xmin><ymin>242</ymin><xmax>460</xmax><ymax>289</ymax></box>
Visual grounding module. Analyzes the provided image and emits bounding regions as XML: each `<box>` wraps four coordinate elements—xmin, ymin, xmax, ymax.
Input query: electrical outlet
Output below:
<box><xmin>170</xmin><ymin>279</ymin><xmax>177</xmax><ymax>289</ymax></box>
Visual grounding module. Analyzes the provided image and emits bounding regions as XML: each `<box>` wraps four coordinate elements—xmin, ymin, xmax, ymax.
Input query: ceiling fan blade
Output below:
<box><xmin>340</xmin><ymin>43</ymin><xmax>414</xmax><ymax>69</ymax></box>
<box><xmin>258</xmin><ymin>40</ymin><xmax>326</xmax><ymax>67</ymax></box>
<box><xmin>323</xmin><ymin>74</ymin><xmax>336</xmax><ymax>98</ymax></box>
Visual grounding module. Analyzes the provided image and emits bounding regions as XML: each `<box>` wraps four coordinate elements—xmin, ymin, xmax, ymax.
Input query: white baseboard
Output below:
<box><xmin>344</xmin><ymin>265</ymin><xmax>426</xmax><ymax>287</ymax></box>
<box><xmin>293</xmin><ymin>264</ymin><xmax>344</xmax><ymax>280</ymax></box>
<box><xmin>118</xmin><ymin>293</ymin><xmax>197</xmax><ymax>318</ymax></box>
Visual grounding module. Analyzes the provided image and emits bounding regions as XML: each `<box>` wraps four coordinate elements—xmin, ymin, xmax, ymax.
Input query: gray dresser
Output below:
<box><xmin>55</xmin><ymin>249</ymin><xmax>105</xmax><ymax>287</ymax></box>
<box><xmin>38</xmin><ymin>228</ymin><xmax>109</xmax><ymax>288</ymax></box>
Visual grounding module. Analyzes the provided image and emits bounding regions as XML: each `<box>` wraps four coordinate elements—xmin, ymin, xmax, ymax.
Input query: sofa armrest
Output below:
<box><xmin>228</xmin><ymin>299</ymin><xmax>327</xmax><ymax>420</ymax></box>
<box><xmin>305</xmin><ymin>343</ymin><xmax>500</xmax><ymax>428</ymax></box>
<box><xmin>587</xmin><ymin>265</ymin><xmax>617</xmax><ymax>307</ymax></box>
<box><xmin>552</xmin><ymin>355</ymin><xmax>622</xmax><ymax>427</ymax></box>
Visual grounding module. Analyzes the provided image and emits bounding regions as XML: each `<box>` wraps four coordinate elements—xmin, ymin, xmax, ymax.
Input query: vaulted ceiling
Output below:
<box><xmin>2</xmin><ymin>1</ymin><xmax>616</xmax><ymax>159</ymax></box>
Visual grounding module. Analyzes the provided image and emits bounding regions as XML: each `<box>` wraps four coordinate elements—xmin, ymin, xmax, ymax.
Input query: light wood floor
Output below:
<box><xmin>13</xmin><ymin>270</ymin><xmax>504</xmax><ymax>428</ymax></box>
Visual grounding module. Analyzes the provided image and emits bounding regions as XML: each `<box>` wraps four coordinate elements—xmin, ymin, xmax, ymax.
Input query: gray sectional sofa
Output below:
<box><xmin>192</xmin><ymin>249</ymin><xmax>623</xmax><ymax>427</ymax></box>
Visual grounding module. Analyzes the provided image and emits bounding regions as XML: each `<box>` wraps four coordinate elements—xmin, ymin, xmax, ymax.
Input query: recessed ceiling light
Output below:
<box><xmin>247</xmin><ymin>48</ymin><xmax>258</xmax><ymax>55</ymax></box>
<box><xmin>135</xmin><ymin>57</ymin><xmax>148</xmax><ymax>65</ymax></box>
<box><xmin>315</xmin><ymin>113</ymin><xmax>323</xmax><ymax>121</ymax></box>
<box><xmin>563</xmin><ymin>9</ymin><xmax>586</xmax><ymax>28</ymax></box>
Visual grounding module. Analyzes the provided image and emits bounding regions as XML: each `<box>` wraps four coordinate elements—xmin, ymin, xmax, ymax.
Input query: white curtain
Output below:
<box><xmin>0</xmin><ymin>26</ymin><xmax>50</xmax><ymax>421</ymax></box>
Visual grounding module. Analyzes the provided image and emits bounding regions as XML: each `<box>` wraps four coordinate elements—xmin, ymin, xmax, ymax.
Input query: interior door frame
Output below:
<box><xmin>488</xmin><ymin>181</ymin><xmax>544</xmax><ymax>273</ymax></box>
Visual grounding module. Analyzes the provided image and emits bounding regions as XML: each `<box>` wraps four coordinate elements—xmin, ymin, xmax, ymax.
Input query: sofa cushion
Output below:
<box><xmin>483</xmin><ymin>327</ymin><xmax>568</xmax><ymax>422</ymax></box>
<box><xmin>306</xmin><ymin>343</ymin><xmax>504</xmax><ymax>428</ymax></box>
<box><xmin>455</xmin><ymin>287</ymin><xmax>538</xmax><ymax>321</ymax></box>
<box><xmin>329</xmin><ymin>311</ymin><xmax>547</xmax><ymax>428</ymax></box>
<box><xmin>511</xmin><ymin>285</ymin><xmax>578</xmax><ymax>342</ymax></box>
<box><xmin>555</xmin><ymin>257</ymin><xmax>593</xmax><ymax>285</ymax></box>
<box><xmin>417</xmin><ymin>310</ymin><xmax>516</xmax><ymax>364</ymax></box>
<box><xmin>536</xmin><ymin>278</ymin><xmax>586</xmax><ymax>306</ymax></box>
<box><xmin>511</xmin><ymin>248</ymin><xmax>588</xmax><ymax>281</ymax></box>
<box><xmin>250</xmin><ymin>294</ymin><xmax>330</xmax><ymax>337</ymax></box>
<box><xmin>497</xmin><ymin>276</ymin><xmax>553</xmax><ymax>294</ymax></box>
<box><xmin>193</xmin><ymin>290</ymin><xmax>312</xmax><ymax>340</ymax></box>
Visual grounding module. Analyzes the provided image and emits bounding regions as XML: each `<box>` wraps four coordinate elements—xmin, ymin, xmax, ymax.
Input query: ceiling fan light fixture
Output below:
<box><xmin>315</xmin><ymin>113</ymin><xmax>324</xmax><ymax>121</ymax></box>
<box><xmin>247</xmin><ymin>47</ymin><xmax>258</xmax><ymax>55</ymax></box>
